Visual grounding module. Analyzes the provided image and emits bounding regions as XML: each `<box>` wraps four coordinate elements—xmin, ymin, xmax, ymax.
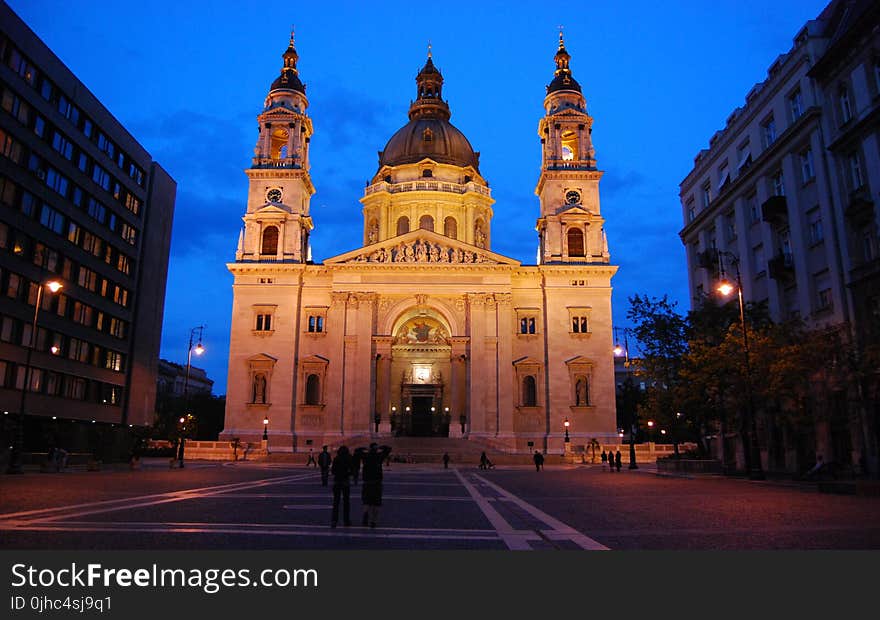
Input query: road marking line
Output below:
<box><xmin>0</xmin><ymin>472</ymin><xmax>314</xmax><ymax>524</ymax></box>
<box><xmin>454</xmin><ymin>469</ymin><xmax>534</xmax><ymax>550</ymax></box>
<box><xmin>472</xmin><ymin>474</ymin><xmax>609</xmax><ymax>550</ymax></box>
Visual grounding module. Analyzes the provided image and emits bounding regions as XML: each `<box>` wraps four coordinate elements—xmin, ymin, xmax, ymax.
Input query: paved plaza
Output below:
<box><xmin>2</xmin><ymin>460</ymin><xmax>879</xmax><ymax>550</ymax></box>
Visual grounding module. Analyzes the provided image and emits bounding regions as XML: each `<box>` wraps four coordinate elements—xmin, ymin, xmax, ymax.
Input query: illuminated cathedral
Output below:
<box><xmin>221</xmin><ymin>33</ymin><xmax>618</xmax><ymax>454</ymax></box>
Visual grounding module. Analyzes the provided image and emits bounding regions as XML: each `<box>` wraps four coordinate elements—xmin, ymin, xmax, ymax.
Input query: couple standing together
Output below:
<box><xmin>329</xmin><ymin>443</ymin><xmax>392</xmax><ymax>529</ymax></box>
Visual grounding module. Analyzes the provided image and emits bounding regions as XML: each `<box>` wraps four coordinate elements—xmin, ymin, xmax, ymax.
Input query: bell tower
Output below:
<box><xmin>535</xmin><ymin>32</ymin><xmax>609</xmax><ymax>265</ymax></box>
<box><xmin>236</xmin><ymin>31</ymin><xmax>315</xmax><ymax>263</ymax></box>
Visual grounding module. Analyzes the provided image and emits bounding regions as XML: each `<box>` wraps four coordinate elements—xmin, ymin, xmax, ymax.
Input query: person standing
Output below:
<box><xmin>351</xmin><ymin>448</ymin><xmax>362</xmax><ymax>485</ymax></box>
<box><xmin>442</xmin><ymin>452</ymin><xmax>450</xmax><ymax>469</ymax></box>
<box><xmin>533</xmin><ymin>450</ymin><xmax>544</xmax><ymax>472</ymax></box>
<box><xmin>615</xmin><ymin>449</ymin><xmax>622</xmax><ymax>472</ymax></box>
<box><xmin>306</xmin><ymin>448</ymin><xmax>317</xmax><ymax>468</ymax></box>
<box><xmin>479</xmin><ymin>452</ymin><xmax>489</xmax><ymax>470</ymax></box>
<box><xmin>317</xmin><ymin>445</ymin><xmax>332</xmax><ymax>486</ymax></box>
<box><xmin>359</xmin><ymin>443</ymin><xmax>391</xmax><ymax>528</ymax></box>
<box><xmin>330</xmin><ymin>446</ymin><xmax>353</xmax><ymax>527</ymax></box>
<box><xmin>601</xmin><ymin>450</ymin><xmax>608</xmax><ymax>471</ymax></box>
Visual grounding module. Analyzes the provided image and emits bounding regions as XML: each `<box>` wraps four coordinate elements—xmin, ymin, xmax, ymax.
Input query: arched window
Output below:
<box><xmin>305</xmin><ymin>374</ymin><xmax>320</xmax><ymax>405</ymax></box>
<box><xmin>261</xmin><ymin>226</ymin><xmax>279</xmax><ymax>255</ymax></box>
<box><xmin>522</xmin><ymin>375</ymin><xmax>537</xmax><ymax>407</ymax></box>
<box><xmin>444</xmin><ymin>216</ymin><xmax>458</xmax><ymax>239</ymax></box>
<box><xmin>575</xmin><ymin>377</ymin><xmax>589</xmax><ymax>406</ymax></box>
<box><xmin>419</xmin><ymin>215</ymin><xmax>434</xmax><ymax>231</ymax></box>
<box><xmin>252</xmin><ymin>373</ymin><xmax>267</xmax><ymax>404</ymax></box>
<box><xmin>396</xmin><ymin>216</ymin><xmax>410</xmax><ymax>236</ymax></box>
<box><xmin>279</xmin><ymin>145</ymin><xmax>288</xmax><ymax>159</ymax></box>
<box><xmin>567</xmin><ymin>228</ymin><xmax>585</xmax><ymax>257</ymax></box>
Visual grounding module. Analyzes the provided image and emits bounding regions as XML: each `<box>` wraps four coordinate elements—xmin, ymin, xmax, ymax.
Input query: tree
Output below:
<box><xmin>627</xmin><ymin>295</ymin><xmax>688</xmax><ymax>455</ymax></box>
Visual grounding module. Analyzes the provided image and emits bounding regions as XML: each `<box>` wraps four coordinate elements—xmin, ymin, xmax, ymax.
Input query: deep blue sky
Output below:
<box><xmin>10</xmin><ymin>0</ymin><xmax>829</xmax><ymax>395</ymax></box>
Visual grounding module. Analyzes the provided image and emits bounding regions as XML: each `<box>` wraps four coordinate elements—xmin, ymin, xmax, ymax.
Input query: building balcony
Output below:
<box><xmin>768</xmin><ymin>252</ymin><xmax>794</xmax><ymax>280</ymax></box>
<box><xmin>761</xmin><ymin>195</ymin><xmax>788</xmax><ymax>225</ymax></box>
<box><xmin>845</xmin><ymin>187</ymin><xmax>874</xmax><ymax>224</ymax></box>
<box><xmin>250</xmin><ymin>157</ymin><xmax>301</xmax><ymax>169</ymax></box>
<box><xmin>696</xmin><ymin>249</ymin><xmax>718</xmax><ymax>270</ymax></box>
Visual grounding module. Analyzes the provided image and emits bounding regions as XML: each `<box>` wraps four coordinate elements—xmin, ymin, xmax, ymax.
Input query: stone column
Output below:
<box><xmin>374</xmin><ymin>336</ymin><xmax>394</xmax><ymax>436</ymax></box>
<box><xmin>467</xmin><ymin>294</ymin><xmax>488</xmax><ymax>436</ymax></box>
<box><xmin>495</xmin><ymin>294</ymin><xmax>515</xmax><ymax>442</ymax></box>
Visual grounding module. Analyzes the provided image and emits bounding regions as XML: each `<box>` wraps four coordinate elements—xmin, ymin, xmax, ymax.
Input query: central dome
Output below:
<box><xmin>377</xmin><ymin>54</ymin><xmax>480</xmax><ymax>172</ymax></box>
<box><xmin>379</xmin><ymin>118</ymin><xmax>479</xmax><ymax>169</ymax></box>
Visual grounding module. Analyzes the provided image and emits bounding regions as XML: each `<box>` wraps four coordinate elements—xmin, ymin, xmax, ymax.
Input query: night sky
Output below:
<box><xmin>9</xmin><ymin>0</ymin><xmax>829</xmax><ymax>394</ymax></box>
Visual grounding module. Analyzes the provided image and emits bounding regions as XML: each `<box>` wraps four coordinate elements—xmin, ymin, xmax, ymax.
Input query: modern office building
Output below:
<box><xmin>0</xmin><ymin>1</ymin><xmax>176</xmax><ymax>455</ymax></box>
<box><xmin>221</xmin><ymin>34</ymin><xmax>619</xmax><ymax>453</ymax></box>
<box><xmin>679</xmin><ymin>0</ymin><xmax>879</xmax><ymax>473</ymax></box>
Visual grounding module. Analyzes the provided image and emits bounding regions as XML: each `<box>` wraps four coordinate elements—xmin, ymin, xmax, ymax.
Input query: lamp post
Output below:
<box><xmin>178</xmin><ymin>325</ymin><xmax>205</xmax><ymax>469</ymax></box>
<box><xmin>716</xmin><ymin>251</ymin><xmax>764</xmax><ymax>480</ymax></box>
<box><xmin>263</xmin><ymin>416</ymin><xmax>269</xmax><ymax>451</ymax></box>
<box><xmin>613</xmin><ymin>326</ymin><xmax>639</xmax><ymax>469</ymax></box>
<box><xmin>6</xmin><ymin>279</ymin><xmax>63</xmax><ymax>474</ymax></box>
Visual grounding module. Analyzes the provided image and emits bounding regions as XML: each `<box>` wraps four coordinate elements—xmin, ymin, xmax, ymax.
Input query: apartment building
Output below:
<box><xmin>679</xmin><ymin>0</ymin><xmax>879</xmax><ymax>474</ymax></box>
<box><xmin>0</xmin><ymin>1</ymin><xmax>176</xmax><ymax>455</ymax></box>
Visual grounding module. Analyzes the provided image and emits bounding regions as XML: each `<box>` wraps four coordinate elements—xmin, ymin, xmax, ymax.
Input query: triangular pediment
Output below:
<box><xmin>558</xmin><ymin>205</ymin><xmax>592</xmax><ymax>216</ymax></box>
<box><xmin>253</xmin><ymin>204</ymin><xmax>292</xmax><ymax>215</ymax></box>
<box><xmin>323</xmin><ymin>229</ymin><xmax>520</xmax><ymax>266</ymax></box>
<box><xmin>247</xmin><ymin>353</ymin><xmax>278</xmax><ymax>363</ymax></box>
<box><xmin>565</xmin><ymin>355</ymin><xmax>594</xmax><ymax>367</ymax></box>
<box><xmin>513</xmin><ymin>356</ymin><xmax>542</xmax><ymax>367</ymax></box>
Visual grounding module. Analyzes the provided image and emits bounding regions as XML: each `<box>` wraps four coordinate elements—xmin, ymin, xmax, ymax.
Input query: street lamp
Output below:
<box><xmin>177</xmin><ymin>326</ymin><xmax>205</xmax><ymax>469</ymax></box>
<box><xmin>563</xmin><ymin>418</ymin><xmax>570</xmax><ymax>443</ymax></box>
<box><xmin>263</xmin><ymin>415</ymin><xmax>269</xmax><ymax>443</ymax></box>
<box><xmin>6</xmin><ymin>279</ymin><xmax>63</xmax><ymax>474</ymax></box>
<box><xmin>613</xmin><ymin>326</ymin><xmax>640</xmax><ymax>469</ymax></box>
<box><xmin>716</xmin><ymin>251</ymin><xmax>764</xmax><ymax>480</ymax></box>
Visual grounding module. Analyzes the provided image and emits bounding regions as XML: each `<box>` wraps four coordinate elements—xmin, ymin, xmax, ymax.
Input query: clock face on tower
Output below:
<box><xmin>266</xmin><ymin>188</ymin><xmax>282</xmax><ymax>203</ymax></box>
<box><xmin>565</xmin><ymin>189</ymin><xmax>581</xmax><ymax>205</ymax></box>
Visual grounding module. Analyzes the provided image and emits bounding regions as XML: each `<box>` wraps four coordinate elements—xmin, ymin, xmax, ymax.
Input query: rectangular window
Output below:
<box><xmin>0</xmin><ymin>127</ymin><xmax>23</xmax><ymax>163</ymax></box>
<box><xmin>839</xmin><ymin>88</ymin><xmax>853</xmax><ymax>124</ymax></box>
<box><xmin>771</xmin><ymin>171</ymin><xmax>785</xmax><ymax>197</ymax></box>
<box><xmin>51</xmin><ymin>131</ymin><xmax>74</xmax><ymax>160</ymax></box>
<box><xmin>737</xmin><ymin>140</ymin><xmax>752</xmax><ymax>172</ymax></box>
<box><xmin>104</xmin><ymin>350</ymin><xmax>124</xmax><ymax>372</ymax></box>
<box><xmin>725</xmin><ymin>212</ymin><xmax>736</xmax><ymax>241</ymax></box>
<box><xmin>120</xmin><ymin>223</ymin><xmax>137</xmax><ymax>245</ymax></box>
<box><xmin>91</xmin><ymin>165</ymin><xmax>111</xmax><ymax>191</ymax></box>
<box><xmin>752</xmin><ymin>244</ymin><xmax>765</xmax><ymax>276</ymax></box>
<box><xmin>789</xmin><ymin>89</ymin><xmax>804</xmax><ymax>121</ymax></box>
<box><xmin>519</xmin><ymin>317</ymin><xmax>537</xmax><ymax>334</ymax></box>
<box><xmin>77</xmin><ymin>152</ymin><xmax>88</xmax><ymax>172</ymax></box>
<box><xmin>124</xmin><ymin>193</ymin><xmax>141</xmax><ymax>215</ymax></box>
<box><xmin>39</xmin><ymin>205</ymin><xmax>65</xmax><ymax>234</ymax></box>
<box><xmin>808</xmin><ymin>211</ymin><xmax>824</xmax><ymax>245</ymax></box>
<box><xmin>717</xmin><ymin>164</ymin><xmax>730</xmax><ymax>192</ymax></box>
<box><xmin>72</xmin><ymin>301</ymin><xmax>93</xmax><ymax>326</ymax></box>
<box><xmin>686</xmin><ymin>198</ymin><xmax>695</xmax><ymax>222</ymax></box>
<box><xmin>307</xmin><ymin>315</ymin><xmax>325</xmax><ymax>333</ymax></box>
<box><xmin>255</xmin><ymin>314</ymin><xmax>273</xmax><ymax>331</ymax></box>
<box><xmin>77</xmin><ymin>266</ymin><xmax>98</xmax><ymax>292</ymax></box>
<box><xmin>113</xmin><ymin>285</ymin><xmax>129</xmax><ymax>307</ymax></box>
<box><xmin>848</xmin><ymin>153</ymin><xmax>864</xmax><ymax>189</ymax></box>
<box><xmin>701</xmin><ymin>183</ymin><xmax>711</xmax><ymax>209</ymax></box>
<box><xmin>117</xmin><ymin>253</ymin><xmax>132</xmax><ymax>275</ymax></box>
<box><xmin>109</xmin><ymin>317</ymin><xmax>126</xmax><ymax>338</ymax></box>
<box><xmin>40</xmin><ymin>78</ymin><xmax>53</xmax><ymax>102</ymax></box>
<box><xmin>33</xmin><ymin>115</ymin><xmax>45</xmax><ymax>137</ymax></box>
<box><xmin>761</xmin><ymin>116</ymin><xmax>776</xmax><ymax>149</ymax></box>
<box><xmin>45</xmin><ymin>168</ymin><xmax>69</xmax><ymax>197</ymax></box>
<box><xmin>864</xmin><ymin>229</ymin><xmax>877</xmax><ymax>262</ymax></box>
<box><xmin>87</xmin><ymin>198</ymin><xmax>107</xmax><ymax>224</ymax></box>
<box><xmin>800</xmin><ymin>149</ymin><xmax>815</xmax><ymax>183</ymax></box>
<box><xmin>67</xmin><ymin>222</ymin><xmax>82</xmax><ymax>245</ymax></box>
<box><xmin>571</xmin><ymin>316</ymin><xmax>589</xmax><ymax>333</ymax></box>
<box><xmin>64</xmin><ymin>376</ymin><xmax>86</xmax><ymax>399</ymax></box>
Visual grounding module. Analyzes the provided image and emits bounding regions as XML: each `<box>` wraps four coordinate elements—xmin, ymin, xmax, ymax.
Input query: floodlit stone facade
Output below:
<box><xmin>221</xmin><ymin>34</ymin><xmax>618</xmax><ymax>454</ymax></box>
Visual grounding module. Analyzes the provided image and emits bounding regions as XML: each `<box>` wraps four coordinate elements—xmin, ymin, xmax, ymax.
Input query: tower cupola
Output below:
<box><xmin>547</xmin><ymin>31</ymin><xmax>582</xmax><ymax>94</ymax></box>
<box><xmin>270</xmin><ymin>31</ymin><xmax>305</xmax><ymax>95</ymax></box>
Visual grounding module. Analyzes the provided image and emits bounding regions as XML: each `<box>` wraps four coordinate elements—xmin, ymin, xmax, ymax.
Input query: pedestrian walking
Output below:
<box><xmin>479</xmin><ymin>451</ymin><xmax>492</xmax><ymax>469</ymax></box>
<box><xmin>358</xmin><ymin>443</ymin><xmax>392</xmax><ymax>528</ymax></box>
<box><xmin>330</xmin><ymin>445</ymin><xmax>353</xmax><ymax>528</ymax></box>
<box><xmin>306</xmin><ymin>448</ymin><xmax>317</xmax><ymax>468</ymax></box>
<box><xmin>442</xmin><ymin>452</ymin><xmax>450</xmax><ymax>469</ymax></box>
<box><xmin>533</xmin><ymin>450</ymin><xmax>544</xmax><ymax>471</ymax></box>
<box><xmin>317</xmin><ymin>445</ymin><xmax>332</xmax><ymax>486</ymax></box>
<box><xmin>601</xmin><ymin>450</ymin><xmax>608</xmax><ymax>471</ymax></box>
<box><xmin>615</xmin><ymin>449</ymin><xmax>622</xmax><ymax>472</ymax></box>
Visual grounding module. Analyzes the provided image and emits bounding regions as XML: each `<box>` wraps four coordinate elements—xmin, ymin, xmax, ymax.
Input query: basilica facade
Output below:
<box><xmin>220</xmin><ymin>34</ymin><xmax>618</xmax><ymax>454</ymax></box>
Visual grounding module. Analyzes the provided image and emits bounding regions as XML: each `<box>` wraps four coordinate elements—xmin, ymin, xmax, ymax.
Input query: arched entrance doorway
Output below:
<box><xmin>390</xmin><ymin>312</ymin><xmax>452</xmax><ymax>436</ymax></box>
